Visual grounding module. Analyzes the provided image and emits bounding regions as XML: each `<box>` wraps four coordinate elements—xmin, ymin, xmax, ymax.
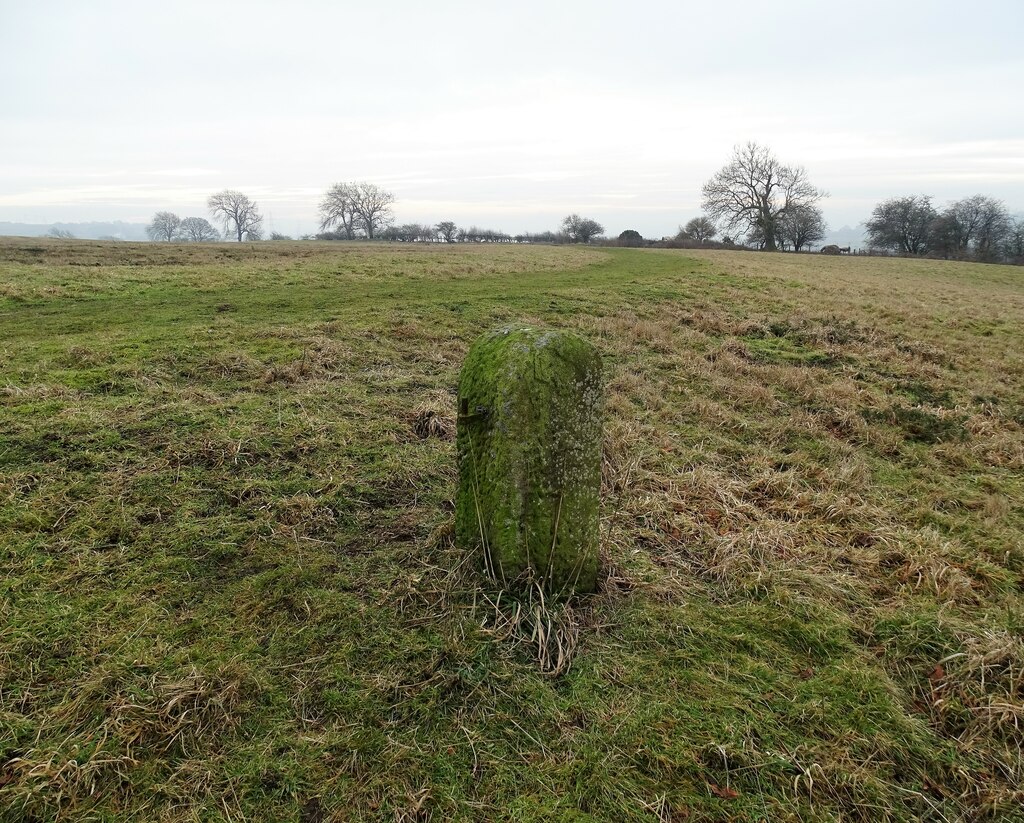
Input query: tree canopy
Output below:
<box><xmin>179</xmin><ymin>217</ymin><xmax>221</xmax><ymax>242</ymax></box>
<box><xmin>435</xmin><ymin>221</ymin><xmax>459</xmax><ymax>243</ymax></box>
<box><xmin>561</xmin><ymin>214</ymin><xmax>604</xmax><ymax>244</ymax></box>
<box><xmin>777</xmin><ymin>204</ymin><xmax>827</xmax><ymax>252</ymax></box>
<box><xmin>680</xmin><ymin>216</ymin><xmax>717</xmax><ymax>244</ymax></box>
<box><xmin>865</xmin><ymin>196</ymin><xmax>936</xmax><ymax>254</ymax></box>
<box><xmin>146</xmin><ymin>211</ymin><xmax>181</xmax><ymax>242</ymax></box>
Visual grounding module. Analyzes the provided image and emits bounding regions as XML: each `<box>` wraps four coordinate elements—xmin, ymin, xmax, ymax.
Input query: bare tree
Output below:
<box><xmin>435</xmin><ymin>221</ymin><xmax>459</xmax><ymax>243</ymax></box>
<box><xmin>146</xmin><ymin>211</ymin><xmax>182</xmax><ymax>242</ymax></box>
<box><xmin>318</xmin><ymin>182</ymin><xmax>359</xmax><ymax>239</ymax></box>
<box><xmin>972</xmin><ymin>201</ymin><xmax>1012</xmax><ymax>262</ymax></box>
<box><xmin>927</xmin><ymin>213</ymin><xmax>960</xmax><ymax>259</ymax></box>
<box><xmin>1004</xmin><ymin>217</ymin><xmax>1024</xmax><ymax>262</ymax></box>
<box><xmin>946</xmin><ymin>195</ymin><xmax>1011</xmax><ymax>261</ymax></box>
<box><xmin>680</xmin><ymin>216</ymin><xmax>717</xmax><ymax>243</ymax></box>
<box><xmin>865</xmin><ymin>195</ymin><xmax>936</xmax><ymax>254</ymax></box>
<box><xmin>945</xmin><ymin>194</ymin><xmax>988</xmax><ymax>251</ymax></box>
<box><xmin>207</xmin><ymin>190</ymin><xmax>263</xmax><ymax>242</ymax></box>
<box><xmin>561</xmin><ymin>214</ymin><xmax>604</xmax><ymax>243</ymax></box>
<box><xmin>179</xmin><ymin>217</ymin><xmax>220</xmax><ymax>242</ymax></box>
<box><xmin>351</xmin><ymin>182</ymin><xmax>395</xmax><ymax>239</ymax></box>
<box><xmin>45</xmin><ymin>227</ymin><xmax>75</xmax><ymax>239</ymax></box>
<box><xmin>701</xmin><ymin>142</ymin><xmax>825</xmax><ymax>252</ymax></box>
<box><xmin>777</xmin><ymin>204</ymin><xmax>827</xmax><ymax>252</ymax></box>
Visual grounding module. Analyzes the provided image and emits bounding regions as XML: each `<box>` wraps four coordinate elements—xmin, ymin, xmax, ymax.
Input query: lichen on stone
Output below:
<box><xmin>455</xmin><ymin>325</ymin><xmax>603</xmax><ymax>595</ymax></box>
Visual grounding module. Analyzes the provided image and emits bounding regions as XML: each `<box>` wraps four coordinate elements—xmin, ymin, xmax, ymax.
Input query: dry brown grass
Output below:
<box><xmin>4</xmin><ymin>662</ymin><xmax>255</xmax><ymax>818</ymax></box>
<box><xmin>3</xmin><ymin>241</ymin><xmax>1022</xmax><ymax>820</ymax></box>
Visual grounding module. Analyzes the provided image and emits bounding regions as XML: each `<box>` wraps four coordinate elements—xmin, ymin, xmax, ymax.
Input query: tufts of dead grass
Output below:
<box><xmin>4</xmin><ymin>662</ymin><xmax>255</xmax><ymax>819</ymax></box>
<box><xmin>4</xmin><ymin>241</ymin><xmax>1024</xmax><ymax>820</ymax></box>
<box><xmin>408</xmin><ymin>393</ymin><xmax>457</xmax><ymax>441</ymax></box>
<box><xmin>480</xmin><ymin>586</ymin><xmax>587</xmax><ymax>677</ymax></box>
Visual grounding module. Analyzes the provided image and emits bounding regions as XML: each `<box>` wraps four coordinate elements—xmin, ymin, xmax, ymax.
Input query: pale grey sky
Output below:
<box><xmin>1</xmin><ymin>0</ymin><xmax>1022</xmax><ymax>237</ymax></box>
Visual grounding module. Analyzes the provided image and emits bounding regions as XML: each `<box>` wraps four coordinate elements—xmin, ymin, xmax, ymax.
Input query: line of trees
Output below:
<box><xmin>147</xmin><ymin>182</ymin><xmax>612</xmax><ymax>246</ymax></box>
<box><xmin>317</xmin><ymin>186</ymin><xmax>606</xmax><ymax>245</ymax></box>
<box><xmin>138</xmin><ymin>163</ymin><xmax>1020</xmax><ymax>263</ymax></box>
<box><xmin>865</xmin><ymin>194</ymin><xmax>1022</xmax><ymax>262</ymax></box>
<box><xmin>315</xmin><ymin>211</ymin><xmax>605</xmax><ymax>245</ymax></box>
<box><xmin>324</xmin><ymin>222</ymin><xmax>607</xmax><ymax>245</ymax></box>
<box><xmin>146</xmin><ymin>211</ymin><xmax>221</xmax><ymax>242</ymax></box>
<box><xmin>142</xmin><ymin>150</ymin><xmax>827</xmax><ymax>251</ymax></box>
<box><xmin>372</xmin><ymin>224</ymin><xmax>517</xmax><ymax>243</ymax></box>
<box><xmin>689</xmin><ymin>143</ymin><xmax>1021</xmax><ymax>262</ymax></box>
<box><xmin>146</xmin><ymin>190</ymin><xmax>264</xmax><ymax>242</ymax></box>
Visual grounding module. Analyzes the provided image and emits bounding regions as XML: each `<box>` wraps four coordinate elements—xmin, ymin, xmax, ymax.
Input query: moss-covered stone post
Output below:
<box><xmin>456</xmin><ymin>325</ymin><xmax>603</xmax><ymax>594</ymax></box>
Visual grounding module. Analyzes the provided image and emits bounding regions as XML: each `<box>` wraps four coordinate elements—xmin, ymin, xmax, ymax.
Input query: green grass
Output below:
<box><xmin>1</xmin><ymin>238</ymin><xmax>1023</xmax><ymax>821</ymax></box>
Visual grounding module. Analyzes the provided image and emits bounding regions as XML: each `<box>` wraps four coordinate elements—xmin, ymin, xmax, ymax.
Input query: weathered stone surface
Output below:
<box><xmin>456</xmin><ymin>325</ymin><xmax>603</xmax><ymax>594</ymax></box>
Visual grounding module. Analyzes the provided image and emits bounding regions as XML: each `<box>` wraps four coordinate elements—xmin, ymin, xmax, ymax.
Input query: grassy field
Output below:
<box><xmin>1</xmin><ymin>238</ymin><xmax>1022</xmax><ymax>822</ymax></box>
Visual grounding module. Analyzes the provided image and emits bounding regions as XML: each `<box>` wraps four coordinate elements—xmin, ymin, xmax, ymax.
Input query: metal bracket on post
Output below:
<box><xmin>457</xmin><ymin>398</ymin><xmax>489</xmax><ymax>422</ymax></box>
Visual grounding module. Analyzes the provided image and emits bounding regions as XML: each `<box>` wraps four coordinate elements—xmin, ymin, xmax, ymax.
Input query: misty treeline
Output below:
<box><xmin>138</xmin><ymin>152</ymin><xmax>1022</xmax><ymax>264</ymax></box>
<box><xmin>146</xmin><ymin>212</ymin><xmax>220</xmax><ymax>242</ymax></box>
<box><xmin>145</xmin><ymin>183</ymin><xmax>608</xmax><ymax>246</ymax></box>
<box><xmin>144</xmin><ymin>191</ymin><xmax>266</xmax><ymax>242</ymax></box>
<box><xmin>315</xmin><ymin>183</ymin><xmax>605</xmax><ymax>245</ymax></box>
<box><xmin>337</xmin><ymin>224</ymin><xmax>565</xmax><ymax>245</ymax></box>
<box><xmin>331</xmin><ymin>218</ymin><xmax>602</xmax><ymax>245</ymax></box>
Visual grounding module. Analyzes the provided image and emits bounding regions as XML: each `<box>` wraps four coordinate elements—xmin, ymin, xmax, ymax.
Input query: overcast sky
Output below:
<box><xmin>2</xmin><ymin>0</ymin><xmax>1022</xmax><ymax>237</ymax></box>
